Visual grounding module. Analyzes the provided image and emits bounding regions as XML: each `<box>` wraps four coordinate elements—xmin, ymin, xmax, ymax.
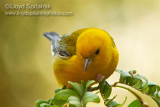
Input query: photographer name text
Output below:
<box><xmin>5</xmin><ymin>3</ymin><xmax>52</xmax><ymax>10</ymax></box>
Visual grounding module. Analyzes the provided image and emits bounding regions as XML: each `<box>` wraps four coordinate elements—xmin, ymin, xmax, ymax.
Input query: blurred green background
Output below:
<box><xmin>0</xmin><ymin>0</ymin><xmax>160</xmax><ymax>107</ymax></box>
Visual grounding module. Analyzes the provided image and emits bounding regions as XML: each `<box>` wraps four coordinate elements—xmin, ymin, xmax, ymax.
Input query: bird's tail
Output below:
<box><xmin>43</xmin><ymin>32</ymin><xmax>60</xmax><ymax>56</ymax></box>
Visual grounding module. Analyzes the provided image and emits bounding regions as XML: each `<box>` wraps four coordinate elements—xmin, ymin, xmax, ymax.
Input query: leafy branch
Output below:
<box><xmin>36</xmin><ymin>69</ymin><xmax>160</xmax><ymax>107</ymax></box>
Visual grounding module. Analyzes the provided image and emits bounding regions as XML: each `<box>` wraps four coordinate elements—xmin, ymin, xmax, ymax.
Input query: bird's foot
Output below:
<box><xmin>96</xmin><ymin>73</ymin><xmax>105</xmax><ymax>82</ymax></box>
<box><xmin>96</xmin><ymin>73</ymin><xmax>110</xmax><ymax>86</ymax></box>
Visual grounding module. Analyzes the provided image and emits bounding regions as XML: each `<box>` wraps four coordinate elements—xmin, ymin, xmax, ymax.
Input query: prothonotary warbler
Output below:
<box><xmin>44</xmin><ymin>28</ymin><xmax>119</xmax><ymax>86</ymax></box>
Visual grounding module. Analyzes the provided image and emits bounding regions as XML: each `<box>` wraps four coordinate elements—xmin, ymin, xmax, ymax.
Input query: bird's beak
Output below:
<box><xmin>84</xmin><ymin>58</ymin><xmax>92</xmax><ymax>72</ymax></box>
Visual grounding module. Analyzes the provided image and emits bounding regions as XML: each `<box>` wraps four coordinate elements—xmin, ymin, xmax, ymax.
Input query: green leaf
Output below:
<box><xmin>105</xmin><ymin>96</ymin><xmax>127</xmax><ymax>107</ymax></box>
<box><xmin>48</xmin><ymin>97</ymin><xmax>54</xmax><ymax>105</ymax></box>
<box><xmin>119</xmin><ymin>70</ymin><xmax>144</xmax><ymax>89</ymax></box>
<box><xmin>36</xmin><ymin>100</ymin><xmax>48</xmax><ymax>107</ymax></box>
<box><xmin>158</xmin><ymin>91</ymin><xmax>160</xmax><ymax>98</ymax></box>
<box><xmin>53</xmin><ymin>89</ymin><xmax>79</xmax><ymax>106</ymax></box>
<box><xmin>36</xmin><ymin>69</ymin><xmax>160</xmax><ymax>107</ymax></box>
<box><xmin>40</xmin><ymin>103</ymin><xmax>51</xmax><ymax>107</ymax></box>
<box><xmin>117</xmin><ymin>70</ymin><xmax>160</xmax><ymax>107</ymax></box>
<box><xmin>131</xmin><ymin>74</ymin><xmax>142</xmax><ymax>89</ymax></box>
<box><xmin>55</xmin><ymin>89</ymin><xmax>62</xmax><ymax>93</ymax></box>
<box><xmin>81</xmin><ymin>80</ymin><xmax>86</xmax><ymax>89</ymax></box>
<box><xmin>128</xmin><ymin>100</ymin><xmax>142</xmax><ymax>107</ymax></box>
<box><xmin>104</xmin><ymin>95</ymin><xmax>118</xmax><ymax>106</ymax></box>
<box><xmin>82</xmin><ymin>92</ymin><xmax>100</xmax><ymax>107</ymax></box>
<box><xmin>106</xmin><ymin>100</ymin><xmax>119</xmax><ymax>107</ymax></box>
<box><xmin>99</xmin><ymin>78</ymin><xmax>105</xmax><ymax>92</ymax></box>
<box><xmin>115</xmin><ymin>68</ymin><xmax>121</xmax><ymax>73</ymax></box>
<box><xmin>68</xmin><ymin>81</ymin><xmax>85</xmax><ymax>97</ymax></box>
<box><xmin>86</xmin><ymin>80</ymin><xmax>95</xmax><ymax>89</ymax></box>
<box><xmin>147</xmin><ymin>81</ymin><xmax>157</xmax><ymax>96</ymax></box>
<box><xmin>103</xmin><ymin>86</ymin><xmax>112</xmax><ymax>99</ymax></box>
<box><xmin>48</xmin><ymin>106</ymin><xmax>58</xmax><ymax>107</ymax></box>
<box><xmin>49</xmin><ymin>105</ymin><xmax>60</xmax><ymax>107</ymax></box>
<box><xmin>140</xmin><ymin>81</ymin><xmax>149</xmax><ymax>93</ymax></box>
<box><xmin>99</xmin><ymin>79</ymin><xmax>112</xmax><ymax>99</ymax></box>
<box><xmin>120</xmin><ymin>97</ymin><xmax>127</xmax><ymax>106</ymax></box>
<box><xmin>68</xmin><ymin>96</ymin><xmax>81</xmax><ymax>107</ymax></box>
<box><xmin>119</xmin><ymin>70</ymin><xmax>131</xmax><ymax>84</ymax></box>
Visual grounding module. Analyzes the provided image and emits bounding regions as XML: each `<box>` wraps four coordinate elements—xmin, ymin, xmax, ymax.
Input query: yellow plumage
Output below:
<box><xmin>44</xmin><ymin>28</ymin><xmax>119</xmax><ymax>86</ymax></box>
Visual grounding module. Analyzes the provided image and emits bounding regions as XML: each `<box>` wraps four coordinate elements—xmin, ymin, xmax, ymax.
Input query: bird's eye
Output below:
<box><xmin>95</xmin><ymin>49</ymin><xmax>100</xmax><ymax>55</ymax></box>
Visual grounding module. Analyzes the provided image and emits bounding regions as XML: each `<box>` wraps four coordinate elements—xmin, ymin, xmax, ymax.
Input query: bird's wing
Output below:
<box><xmin>59</xmin><ymin>28</ymin><xmax>87</xmax><ymax>57</ymax></box>
<box><xmin>60</xmin><ymin>28</ymin><xmax>91</xmax><ymax>57</ymax></box>
<box><xmin>43</xmin><ymin>32</ymin><xmax>60</xmax><ymax>56</ymax></box>
<box><xmin>43</xmin><ymin>28</ymin><xmax>89</xmax><ymax>57</ymax></box>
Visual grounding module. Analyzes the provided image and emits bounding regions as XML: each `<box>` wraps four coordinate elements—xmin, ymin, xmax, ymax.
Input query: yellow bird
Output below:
<box><xmin>44</xmin><ymin>28</ymin><xmax>119</xmax><ymax>86</ymax></box>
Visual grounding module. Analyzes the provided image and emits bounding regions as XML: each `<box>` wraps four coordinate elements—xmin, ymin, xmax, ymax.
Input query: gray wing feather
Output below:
<box><xmin>43</xmin><ymin>32</ymin><xmax>60</xmax><ymax>56</ymax></box>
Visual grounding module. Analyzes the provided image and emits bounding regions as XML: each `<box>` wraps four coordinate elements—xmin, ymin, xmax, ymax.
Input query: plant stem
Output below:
<box><xmin>49</xmin><ymin>97</ymin><xmax>54</xmax><ymax>105</ymax></box>
<box><xmin>87</xmin><ymin>86</ymin><xmax>99</xmax><ymax>91</ymax></box>
<box><xmin>112</xmin><ymin>84</ymin><xmax>143</xmax><ymax>103</ymax></box>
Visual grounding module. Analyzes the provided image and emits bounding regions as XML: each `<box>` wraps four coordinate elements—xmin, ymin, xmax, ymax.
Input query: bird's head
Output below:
<box><xmin>76</xmin><ymin>28</ymin><xmax>113</xmax><ymax>72</ymax></box>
